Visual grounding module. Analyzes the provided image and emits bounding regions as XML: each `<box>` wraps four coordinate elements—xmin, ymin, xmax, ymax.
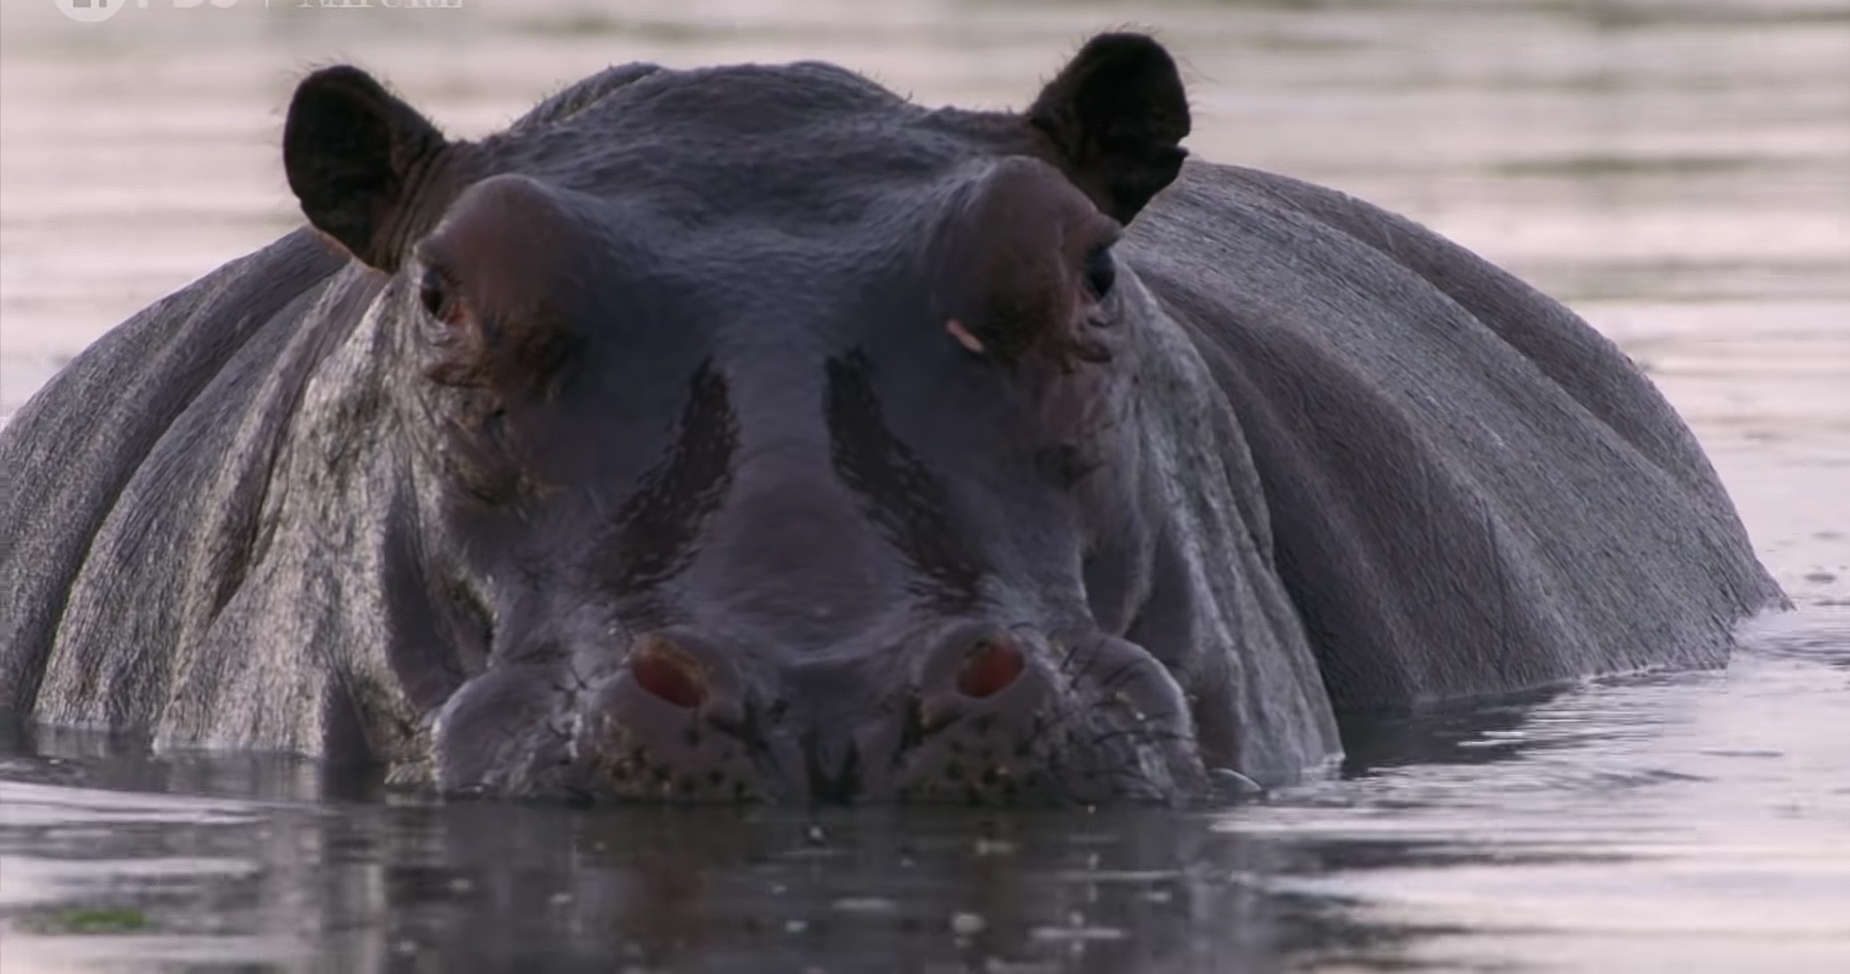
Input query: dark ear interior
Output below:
<box><xmin>284</xmin><ymin>66</ymin><xmax>448</xmax><ymax>271</ymax></box>
<box><xmin>1027</xmin><ymin>33</ymin><xmax>1191</xmax><ymax>223</ymax></box>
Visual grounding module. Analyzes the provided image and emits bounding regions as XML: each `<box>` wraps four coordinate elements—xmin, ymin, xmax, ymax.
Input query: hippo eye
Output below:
<box><xmin>418</xmin><ymin>266</ymin><xmax>457</xmax><ymax>324</ymax></box>
<box><xmin>1083</xmin><ymin>246</ymin><xmax>1116</xmax><ymax>300</ymax></box>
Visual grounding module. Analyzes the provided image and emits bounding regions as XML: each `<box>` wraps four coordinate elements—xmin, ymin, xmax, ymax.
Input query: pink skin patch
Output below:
<box><xmin>946</xmin><ymin>318</ymin><xmax>986</xmax><ymax>354</ymax></box>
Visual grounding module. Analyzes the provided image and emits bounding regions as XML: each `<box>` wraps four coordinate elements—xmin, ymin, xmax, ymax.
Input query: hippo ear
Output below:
<box><xmin>1027</xmin><ymin>33</ymin><xmax>1190</xmax><ymax>223</ymax></box>
<box><xmin>284</xmin><ymin>66</ymin><xmax>449</xmax><ymax>272</ymax></box>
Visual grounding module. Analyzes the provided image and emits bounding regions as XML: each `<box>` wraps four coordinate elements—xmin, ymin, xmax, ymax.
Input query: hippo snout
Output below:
<box><xmin>564</xmin><ymin>623</ymin><xmax>1201</xmax><ymax>804</ymax></box>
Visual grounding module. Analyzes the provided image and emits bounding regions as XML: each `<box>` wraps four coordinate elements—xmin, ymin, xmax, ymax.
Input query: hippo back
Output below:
<box><xmin>0</xmin><ymin>231</ymin><xmax>352</xmax><ymax>720</ymax></box>
<box><xmin>1130</xmin><ymin>163</ymin><xmax>1782</xmax><ymax>709</ymax></box>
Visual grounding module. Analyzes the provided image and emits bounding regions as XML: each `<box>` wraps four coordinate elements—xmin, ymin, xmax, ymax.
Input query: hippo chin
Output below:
<box><xmin>0</xmin><ymin>35</ymin><xmax>1782</xmax><ymax>804</ymax></box>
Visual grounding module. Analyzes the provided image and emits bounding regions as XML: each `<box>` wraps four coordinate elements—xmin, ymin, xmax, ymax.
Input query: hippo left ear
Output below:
<box><xmin>284</xmin><ymin>65</ymin><xmax>450</xmax><ymax>272</ymax></box>
<box><xmin>1027</xmin><ymin>33</ymin><xmax>1191</xmax><ymax>223</ymax></box>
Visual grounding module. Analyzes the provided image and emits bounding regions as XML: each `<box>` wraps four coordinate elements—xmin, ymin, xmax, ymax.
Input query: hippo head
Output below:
<box><xmin>280</xmin><ymin>35</ymin><xmax>1332</xmax><ymax>803</ymax></box>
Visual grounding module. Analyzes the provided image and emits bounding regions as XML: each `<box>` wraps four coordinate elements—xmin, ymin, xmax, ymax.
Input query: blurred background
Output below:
<box><xmin>1</xmin><ymin>5</ymin><xmax>1848</xmax><ymax>972</ymax></box>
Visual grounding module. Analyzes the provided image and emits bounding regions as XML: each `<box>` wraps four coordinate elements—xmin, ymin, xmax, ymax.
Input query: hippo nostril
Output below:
<box><xmin>630</xmin><ymin>640</ymin><xmax>709</xmax><ymax>709</ymax></box>
<box><xmin>955</xmin><ymin>637</ymin><xmax>1025</xmax><ymax>699</ymax></box>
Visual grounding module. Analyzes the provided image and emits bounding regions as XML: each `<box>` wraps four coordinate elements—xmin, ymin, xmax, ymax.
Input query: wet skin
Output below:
<box><xmin>0</xmin><ymin>35</ymin><xmax>1783</xmax><ymax>803</ymax></box>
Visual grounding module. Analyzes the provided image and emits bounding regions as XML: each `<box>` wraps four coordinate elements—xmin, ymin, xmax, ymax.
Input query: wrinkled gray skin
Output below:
<box><xmin>0</xmin><ymin>36</ymin><xmax>1781</xmax><ymax>804</ymax></box>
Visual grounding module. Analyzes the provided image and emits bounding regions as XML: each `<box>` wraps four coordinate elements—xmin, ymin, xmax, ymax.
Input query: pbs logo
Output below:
<box><xmin>55</xmin><ymin>0</ymin><xmax>128</xmax><ymax>22</ymax></box>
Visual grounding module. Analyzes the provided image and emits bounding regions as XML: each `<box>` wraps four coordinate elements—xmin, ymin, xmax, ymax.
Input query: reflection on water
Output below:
<box><xmin>1</xmin><ymin>0</ymin><xmax>1847</xmax><ymax>971</ymax></box>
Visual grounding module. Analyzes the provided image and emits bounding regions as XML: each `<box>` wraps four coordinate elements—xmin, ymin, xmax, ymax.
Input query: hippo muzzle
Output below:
<box><xmin>436</xmin><ymin>619</ymin><xmax>1199</xmax><ymax>804</ymax></box>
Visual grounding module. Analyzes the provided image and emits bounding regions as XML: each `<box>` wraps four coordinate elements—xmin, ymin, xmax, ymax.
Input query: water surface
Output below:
<box><xmin>1</xmin><ymin>1</ymin><xmax>1846</xmax><ymax>970</ymax></box>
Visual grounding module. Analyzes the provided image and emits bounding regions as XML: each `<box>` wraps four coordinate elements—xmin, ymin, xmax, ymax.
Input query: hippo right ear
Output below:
<box><xmin>284</xmin><ymin>66</ymin><xmax>449</xmax><ymax>272</ymax></box>
<box><xmin>1027</xmin><ymin>33</ymin><xmax>1190</xmax><ymax>224</ymax></box>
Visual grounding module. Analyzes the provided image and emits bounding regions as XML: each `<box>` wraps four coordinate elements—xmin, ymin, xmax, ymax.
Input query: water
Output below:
<box><xmin>1</xmin><ymin>1</ymin><xmax>1846</xmax><ymax>970</ymax></box>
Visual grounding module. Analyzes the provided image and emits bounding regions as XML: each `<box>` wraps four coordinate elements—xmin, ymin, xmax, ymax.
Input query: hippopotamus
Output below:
<box><xmin>0</xmin><ymin>34</ymin><xmax>1782</xmax><ymax>803</ymax></box>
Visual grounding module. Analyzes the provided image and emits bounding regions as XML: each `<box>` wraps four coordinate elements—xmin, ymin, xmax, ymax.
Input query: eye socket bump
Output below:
<box><xmin>1083</xmin><ymin>246</ymin><xmax>1117</xmax><ymax>300</ymax></box>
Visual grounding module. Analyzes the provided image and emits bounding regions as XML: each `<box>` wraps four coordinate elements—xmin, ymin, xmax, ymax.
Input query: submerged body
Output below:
<box><xmin>0</xmin><ymin>36</ymin><xmax>1780</xmax><ymax>803</ymax></box>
